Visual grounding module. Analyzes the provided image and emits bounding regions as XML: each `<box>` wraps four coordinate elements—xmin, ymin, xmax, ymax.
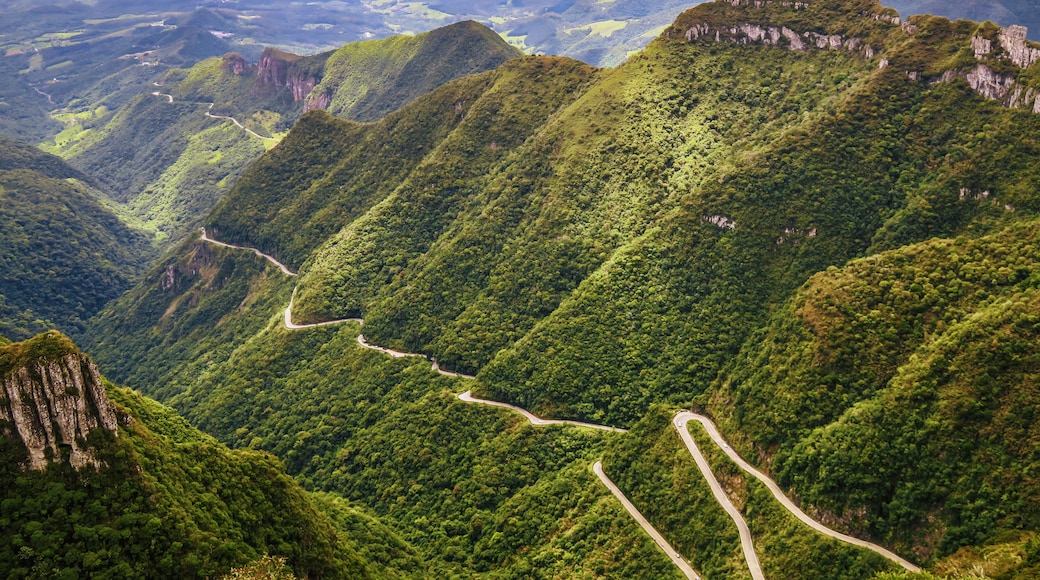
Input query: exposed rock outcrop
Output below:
<box><xmin>287</xmin><ymin>72</ymin><xmax>318</xmax><ymax>103</ymax></box>
<box><xmin>1000</xmin><ymin>25</ymin><xmax>1040</xmax><ymax>69</ymax></box>
<box><xmin>684</xmin><ymin>10</ymin><xmax>1040</xmax><ymax>115</ymax></box>
<box><xmin>0</xmin><ymin>333</ymin><xmax>118</xmax><ymax>471</ymax></box>
<box><xmin>305</xmin><ymin>91</ymin><xmax>332</xmax><ymax>113</ymax></box>
<box><xmin>937</xmin><ymin>26</ymin><xmax>1040</xmax><ymax>113</ymax></box>
<box><xmin>684</xmin><ymin>21</ymin><xmax>879</xmax><ymax>59</ymax></box>
<box><xmin>255</xmin><ymin>47</ymin><xmax>324</xmax><ymax>107</ymax></box>
<box><xmin>256</xmin><ymin>47</ymin><xmax>301</xmax><ymax>89</ymax></box>
<box><xmin>222</xmin><ymin>52</ymin><xmax>250</xmax><ymax>75</ymax></box>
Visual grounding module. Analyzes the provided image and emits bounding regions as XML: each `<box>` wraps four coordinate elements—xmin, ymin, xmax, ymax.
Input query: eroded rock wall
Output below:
<box><xmin>0</xmin><ymin>353</ymin><xmax>118</xmax><ymax>470</ymax></box>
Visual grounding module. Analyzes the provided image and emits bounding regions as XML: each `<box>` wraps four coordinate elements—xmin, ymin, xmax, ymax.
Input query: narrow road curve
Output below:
<box><xmin>458</xmin><ymin>391</ymin><xmax>627</xmax><ymax>433</ymax></box>
<box><xmin>198</xmin><ymin>228</ymin><xmax>917</xmax><ymax>577</ymax></box>
<box><xmin>152</xmin><ymin>91</ymin><xmax>277</xmax><ymax>141</ymax></box>
<box><xmin>594</xmin><ymin>461</ymin><xmax>701</xmax><ymax>580</ymax></box>
<box><xmin>284</xmin><ymin>287</ymin><xmax>360</xmax><ymax>329</ymax></box>
<box><xmin>357</xmin><ymin>334</ymin><xmax>426</xmax><ymax>359</ymax></box>
<box><xmin>200</xmin><ymin>228</ymin><xmax>297</xmax><ymax>276</ymax></box>
<box><xmin>32</xmin><ymin>84</ymin><xmax>56</xmax><ymax>105</ymax></box>
<box><xmin>204</xmin><ymin>103</ymin><xmax>278</xmax><ymax>141</ymax></box>
<box><xmin>674</xmin><ymin>412</ymin><xmax>922</xmax><ymax>574</ymax></box>
<box><xmin>673</xmin><ymin>414</ymin><xmax>764</xmax><ymax>580</ymax></box>
<box><xmin>200</xmin><ymin>228</ymin><xmax>474</xmax><ymax>379</ymax></box>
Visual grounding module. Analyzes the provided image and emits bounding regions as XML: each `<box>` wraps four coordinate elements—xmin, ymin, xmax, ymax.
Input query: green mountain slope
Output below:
<box><xmin>0</xmin><ymin>138</ymin><xmax>151</xmax><ymax>340</ymax></box>
<box><xmin>315</xmin><ymin>20</ymin><xmax>524</xmax><ymax>122</ymax></box>
<box><xmin>82</xmin><ymin>0</ymin><xmax>1040</xmax><ymax>575</ymax></box>
<box><xmin>49</xmin><ymin>21</ymin><xmax>520</xmax><ymax>246</ymax></box>
<box><xmin>714</xmin><ymin>216</ymin><xmax>1040</xmax><ymax>560</ymax></box>
<box><xmin>207</xmin><ymin>54</ymin><xmax>595</xmax><ymax>274</ymax></box>
<box><xmin>0</xmin><ymin>331</ymin><xmax>413</xmax><ymax>579</ymax></box>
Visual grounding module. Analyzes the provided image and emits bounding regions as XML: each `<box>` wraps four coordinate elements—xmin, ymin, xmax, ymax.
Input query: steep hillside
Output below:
<box><xmin>0</xmin><ymin>138</ymin><xmax>151</xmax><ymax>340</ymax></box>
<box><xmin>206</xmin><ymin>54</ymin><xmax>596</xmax><ymax>273</ymax></box>
<box><xmin>315</xmin><ymin>20</ymin><xmax>523</xmax><ymax>122</ymax></box>
<box><xmin>713</xmin><ymin>216</ymin><xmax>1040</xmax><ymax>560</ymax></box>
<box><xmin>83</xmin><ymin>0</ymin><xmax>1040</xmax><ymax>575</ymax></box>
<box><xmin>51</xmin><ymin>21</ymin><xmax>520</xmax><ymax>246</ymax></box>
<box><xmin>0</xmin><ymin>331</ymin><xmax>406</xmax><ymax>579</ymax></box>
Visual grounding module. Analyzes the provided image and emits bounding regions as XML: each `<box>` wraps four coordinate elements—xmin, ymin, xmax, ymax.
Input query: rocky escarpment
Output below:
<box><xmin>221</xmin><ymin>52</ymin><xmax>251</xmax><ymax>75</ymax></box>
<box><xmin>0</xmin><ymin>332</ymin><xmax>118</xmax><ymax>471</ymax></box>
<box><xmin>950</xmin><ymin>25</ymin><xmax>1040</xmax><ymax>114</ymax></box>
<box><xmin>255</xmin><ymin>47</ymin><xmax>324</xmax><ymax>107</ymax></box>
<box><xmin>679</xmin><ymin>3</ymin><xmax>1040</xmax><ymax>115</ymax></box>
<box><xmin>684</xmin><ymin>20</ymin><xmax>882</xmax><ymax>59</ymax></box>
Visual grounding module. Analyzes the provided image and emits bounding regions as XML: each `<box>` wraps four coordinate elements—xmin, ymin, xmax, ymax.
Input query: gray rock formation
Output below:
<box><xmin>965</xmin><ymin>64</ymin><xmax>1016</xmax><ymax>101</ymax></box>
<box><xmin>0</xmin><ymin>347</ymin><xmax>118</xmax><ymax>471</ymax></box>
<box><xmin>999</xmin><ymin>25</ymin><xmax>1040</xmax><ymax>69</ymax></box>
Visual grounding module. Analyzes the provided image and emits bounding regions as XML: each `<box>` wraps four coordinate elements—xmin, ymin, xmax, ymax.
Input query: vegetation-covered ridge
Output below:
<box><xmin>47</xmin><ymin>20</ymin><xmax>519</xmax><ymax>248</ymax></box>
<box><xmin>175</xmin><ymin>226</ymin><xmax>919</xmax><ymax>577</ymax></box>
<box><xmin>668</xmin><ymin>0</ymin><xmax>1040</xmax><ymax>114</ymax></box>
<box><xmin>83</xmin><ymin>0</ymin><xmax>1040</xmax><ymax>574</ymax></box>
<box><xmin>0</xmin><ymin>138</ymin><xmax>151</xmax><ymax>340</ymax></box>
<box><xmin>0</xmin><ymin>332</ymin><xmax>417</xmax><ymax>579</ymax></box>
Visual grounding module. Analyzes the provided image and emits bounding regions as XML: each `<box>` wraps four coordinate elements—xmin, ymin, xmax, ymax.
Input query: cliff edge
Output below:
<box><xmin>0</xmin><ymin>331</ymin><xmax>118</xmax><ymax>470</ymax></box>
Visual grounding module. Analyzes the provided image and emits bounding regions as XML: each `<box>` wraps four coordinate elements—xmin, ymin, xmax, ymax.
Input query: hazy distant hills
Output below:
<box><xmin>46</xmin><ymin>21</ymin><xmax>519</xmax><ymax>247</ymax></box>
<box><xmin>889</xmin><ymin>0</ymin><xmax>1040</xmax><ymax>35</ymax></box>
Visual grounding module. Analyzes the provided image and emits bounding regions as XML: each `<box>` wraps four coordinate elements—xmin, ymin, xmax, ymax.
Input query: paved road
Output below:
<box><xmin>356</xmin><ymin>333</ymin><xmax>426</xmax><ymax>359</ymax></box>
<box><xmin>458</xmin><ymin>391</ymin><xmax>627</xmax><ymax>432</ymax></box>
<box><xmin>674</xmin><ymin>412</ymin><xmax>921</xmax><ymax>574</ymax></box>
<box><xmin>673</xmin><ymin>413</ymin><xmax>764</xmax><ymax>580</ymax></box>
<box><xmin>198</xmin><ymin>228</ymin><xmax>920</xmax><ymax>577</ymax></box>
<box><xmin>200</xmin><ymin>228</ymin><xmax>297</xmax><ymax>276</ymax></box>
<box><xmin>199</xmin><ymin>228</ymin><xmax>479</xmax><ymax>379</ymax></box>
<box><xmin>593</xmin><ymin>461</ymin><xmax>701</xmax><ymax>580</ymax></box>
<box><xmin>32</xmin><ymin>84</ymin><xmax>55</xmax><ymax>105</ymax></box>
<box><xmin>153</xmin><ymin>91</ymin><xmax>277</xmax><ymax>141</ymax></box>
<box><xmin>284</xmin><ymin>287</ymin><xmax>361</xmax><ymax>329</ymax></box>
<box><xmin>204</xmin><ymin>102</ymin><xmax>278</xmax><ymax>141</ymax></box>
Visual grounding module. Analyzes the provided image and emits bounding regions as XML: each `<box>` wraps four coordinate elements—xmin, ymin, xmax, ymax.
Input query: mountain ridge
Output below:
<box><xmin>76</xmin><ymin>0</ymin><xmax>1040</xmax><ymax>576</ymax></box>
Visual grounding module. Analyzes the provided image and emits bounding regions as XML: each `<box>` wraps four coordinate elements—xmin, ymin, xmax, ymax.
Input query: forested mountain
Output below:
<box><xmin>45</xmin><ymin>21</ymin><xmax>520</xmax><ymax>246</ymax></box>
<box><xmin>0</xmin><ymin>331</ymin><xmax>420</xmax><ymax>579</ymax></box>
<box><xmin>0</xmin><ymin>138</ymin><xmax>151</xmax><ymax>341</ymax></box>
<box><xmin>75</xmin><ymin>0</ymin><xmax>1040</xmax><ymax>576</ymax></box>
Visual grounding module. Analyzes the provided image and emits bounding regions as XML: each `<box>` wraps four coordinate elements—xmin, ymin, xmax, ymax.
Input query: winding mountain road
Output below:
<box><xmin>204</xmin><ymin>103</ymin><xmax>278</xmax><ymax>141</ymax></box>
<box><xmin>32</xmin><ymin>84</ymin><xmax>56</xmax><ymax>105</ymax></box>
<box><xmin>458</xmin><ymin>391</ymin><xmax>626</xmax><ymax>432</ymax></box>
<box><xmin>674</xmin><ymin>412</ymin><xmax>922</xmax><ymax>574</ymax></box>
<box><xmin>200</xmin><ymin>228</ymin><xmax>297</xmax><ymax>276</ymax></box>
<box><xmin>199</xmin><ymin>228</ymin><xmax>922</xmax><ymax>578</ymax></box>
<box><xmin>594</xmin><ymin>461</ymin><xmax>700</xmax><ymax>580</ymax></box>
<box><xmin>674</xmin><ymin>413</ymin><xmax>765</xmax><ymax>579</ymax></box>
<box><xmin>152</xmin><ymin>91</ymin><xmax>277</xmax><ymax>141</ymax></box>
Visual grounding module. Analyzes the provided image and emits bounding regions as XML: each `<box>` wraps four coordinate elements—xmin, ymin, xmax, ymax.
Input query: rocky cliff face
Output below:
<box><xmin>0</xmin><ymin>333</ymin><xmax>118</xmax><ymax>471</ymax></box>
<box><xmin>255</xmin><ymin>47</ymin><xmax>323</xmax><ymax>107</ymax></box>
<box><xmin>222</xmin><ymin>52</ymin><xmax>251</xmax><ymax>75</ymax></box>
<box><xmin>681</xmin><ymin>9</ymin><xmax>1040</xmax><ymax>115</ymax></box>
